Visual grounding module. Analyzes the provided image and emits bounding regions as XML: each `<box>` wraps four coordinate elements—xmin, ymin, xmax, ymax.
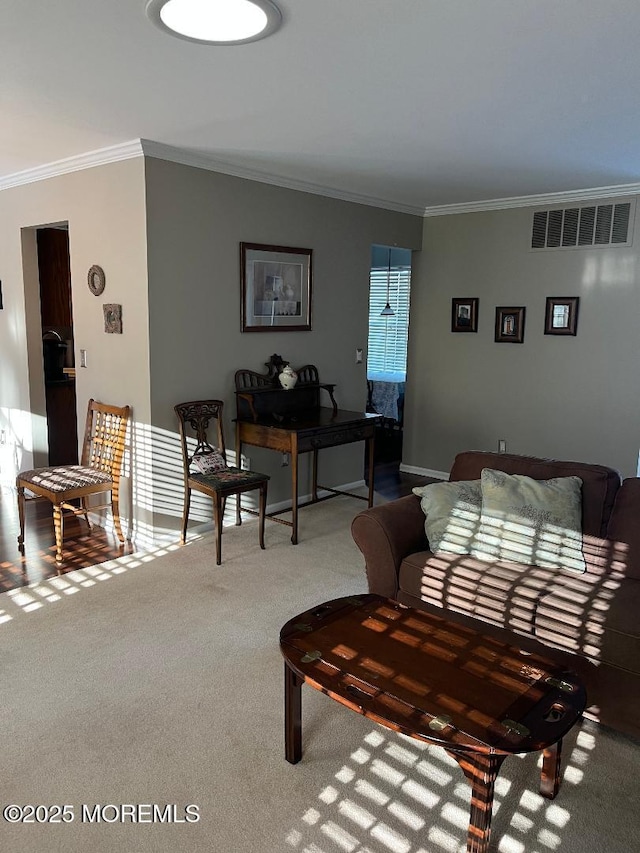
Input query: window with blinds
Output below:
<box><xmin>367</xmin><ymin>263</ymin><xmax>411</xmax><ymax>382</ymax></box>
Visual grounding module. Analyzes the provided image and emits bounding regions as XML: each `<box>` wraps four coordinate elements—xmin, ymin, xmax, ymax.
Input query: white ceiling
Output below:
<box><xmin>4</xmin><ymin>0</ymin><xmax>640</xmax><ymax>214</ymax></box>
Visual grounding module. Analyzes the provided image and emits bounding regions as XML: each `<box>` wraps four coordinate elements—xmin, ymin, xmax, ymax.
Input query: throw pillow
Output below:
<box><xmin>193</xmin><ymin>449</ymin><xmax>228</xmax><ymax>475</ymax></box>
<box><xmin>412</xmin><ymin>480</ymin><xmax>482</xmax><ymax>554</ymax></box>
<box><xmin>472</xmin><ymin>468</ymin><xmax>585</xmax><ymax>572</ymax></box>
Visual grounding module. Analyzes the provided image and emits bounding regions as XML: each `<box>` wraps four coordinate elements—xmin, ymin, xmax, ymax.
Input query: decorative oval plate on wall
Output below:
<box><xmin>88</xmin><ymin>265</ymin><xmax>106</xmax><ymax>296</ymax></box>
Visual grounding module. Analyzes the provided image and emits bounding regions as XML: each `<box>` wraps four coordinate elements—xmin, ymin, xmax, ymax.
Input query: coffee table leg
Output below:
<box><xmin>448</xmin><ymin>751</ymin><xmax>506</xmax><ymax>853</ymax></box>
<box><xmin>284</xmin><ymin>662</ymin><xmax>303</xmax><ymax>764</ymax></box>
<box><xmin>540</xmin><ymin>738</ymin><xmax>563</xmax><ymax>799</ymax></box>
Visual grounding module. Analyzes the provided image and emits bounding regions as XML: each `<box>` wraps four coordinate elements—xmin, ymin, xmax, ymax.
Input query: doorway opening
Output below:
<box><xmin>365</xmin><ymin>245</ymin><xmax>412</xmax><ymax>482</ymax></box>
<box><xmin>36</xmin><ymin>225</ymin><xmax>78</xmax><ymax>466</ymax></box>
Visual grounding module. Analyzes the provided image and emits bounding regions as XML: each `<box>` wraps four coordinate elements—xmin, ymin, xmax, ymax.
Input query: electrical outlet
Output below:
<box><xmin>355</xmin><ymin>348</ymin><xmax>363</xmax><ymax>364</ymax></box>
<box><xmin>498</xmin><ymin>439</ymin><xmax>506</xmax><ymax>453</ymax></box>
<box><xmin>281</xmin><ymin>452</ymin><xmax>290</xmax><ymax>467</ymax></box>
<box><xmin>80</xmin><ymin>349</ymin><xmax>88</xmax><ymax>368</ymax></box>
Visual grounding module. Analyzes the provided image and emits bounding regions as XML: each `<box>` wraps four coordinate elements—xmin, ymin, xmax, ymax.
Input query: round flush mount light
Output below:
<box><xmin>145</xmin><ymin>0</ymin><xmax>282</xmax><ymax>45</ymax></box>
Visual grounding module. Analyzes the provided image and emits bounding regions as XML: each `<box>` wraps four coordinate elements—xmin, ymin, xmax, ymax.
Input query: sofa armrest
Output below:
<box><xmin>351</xmin><ymin>495</ymin><xmax>429</xmax><ymax>598</ymax></box>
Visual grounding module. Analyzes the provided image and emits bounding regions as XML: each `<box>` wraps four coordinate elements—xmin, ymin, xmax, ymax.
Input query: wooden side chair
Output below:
<box><xmin>17</xmin><ymin>399</ymin><xmax>131</xmax><ymax>563</ymax></box>
<box><xmin>174</xmin><ymin>399</ymin><xmax>269</xmax><ymax>565</ymax></box>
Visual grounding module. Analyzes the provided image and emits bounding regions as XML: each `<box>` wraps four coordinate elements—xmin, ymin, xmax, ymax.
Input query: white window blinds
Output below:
<box><xmin>367</xmin><ymin>264</ymin><xmax>411</xmax><ymax>382</ymax></box>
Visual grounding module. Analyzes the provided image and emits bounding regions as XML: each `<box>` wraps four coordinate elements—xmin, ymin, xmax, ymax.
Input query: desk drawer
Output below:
<box><xmin>237</xmin><ymin>423</ymin><xmax>292</xmax><ymax>452</ymax></box>
<box><xmin>298</xmin><ymin>422</ymin><xmax>375</xmax><ymax>453</ymax></box>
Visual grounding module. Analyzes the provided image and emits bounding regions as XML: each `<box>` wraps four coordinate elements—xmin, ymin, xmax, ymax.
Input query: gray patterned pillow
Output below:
<box><xmin>412</xmin><ymin>480</ymin><xmax>482</xmax><ymax>554</ymax></box>
<box><xmin>472</xmin><ymin>468</ymin><xmax>585</xmax><ymax>572</ymax></box>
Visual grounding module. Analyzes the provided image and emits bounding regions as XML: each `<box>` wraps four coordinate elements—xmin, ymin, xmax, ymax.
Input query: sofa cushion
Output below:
<box><xmin>411</xmin><ymin>479</ymin><xmax>482</xmax><ymax>554</ymax></box>
<box><xmin>398</xmin><ymin>550</ymin><xmax>563</xmax><ymax>638</ymax></box>
<box><xmin>472</xmin><ymin>468</ymin><xmax>586</xmax><ymax>573</ymax></box>
<box><xmin>449</xmin><ymin>451</ymin><xmax>620</xmax><ymax>537</ymax></box>
<box><xmin>534</xmin><ymin>576</ymin><xmax>640</xmax><ymax>673</ymax></box>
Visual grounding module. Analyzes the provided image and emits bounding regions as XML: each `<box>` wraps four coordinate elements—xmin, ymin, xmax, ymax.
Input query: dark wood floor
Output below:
<box><xmin>0</xmin><ymin>489</ymin><xmax>134</xmax><ymax>593</ymax></box>
<box><xmin>0</xmin><ymin>451</ymin><xmax>429</xmax><ymax>593</ymax></box>
<box><xmin>368</xmin><ymin>459</ymin><xmax>432</xmax><ymax>501</ymax></box>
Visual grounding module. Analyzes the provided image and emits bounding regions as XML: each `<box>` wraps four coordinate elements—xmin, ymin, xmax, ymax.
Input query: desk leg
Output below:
<box><xmin>235</xmin><ymin>429</ymin><xmax>242</xmax><ymax>526</ymax></box>
<box><xmin>367</xmin><ymin>434</ymin><xmax>376</xmax><ymax>507</ymax></box>
<box><xmin>447</xmin><ymin>750</ymin><xmax>506</xmax><ymax>853</ymax></box>
<box><xmin>284</xmin><ymin>662</ymin><xmax>303</xmax><ymax>764</ymax></box>
<box><xmin>312</xmin><ymin>449</ymin><xmax>319</xmax><ymax>502</ymax></box>
<box><xmin>291</xmin><ymin>435</ymin><xmax>299</xmax><ymax>545</ymax></box>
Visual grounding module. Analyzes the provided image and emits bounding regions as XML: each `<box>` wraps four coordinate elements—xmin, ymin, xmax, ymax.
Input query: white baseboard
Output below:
<box><xmin>399</xmin><ymin>463</ymin><xmax>449</xmax><ymax>480</ymax></box>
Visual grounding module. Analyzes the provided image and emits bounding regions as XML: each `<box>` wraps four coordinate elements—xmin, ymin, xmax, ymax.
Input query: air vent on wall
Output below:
<box><xmin>531</xmin><ymin>201</ymin><xmax>634</xmax><ymax>250</ymax></box>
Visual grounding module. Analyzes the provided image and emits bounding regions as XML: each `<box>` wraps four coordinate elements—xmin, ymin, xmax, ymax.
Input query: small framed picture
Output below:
<box><xmin>544</xmin><ymin>296</ymin><xmax>579</xmax><ymax>336</ymax></box>
<box><xmin>451</xmin><ymin>298</ymin><xmax>478</xmax><ymax>332</ymax></box>
<box><xmin>495</xmin><ymin>306</ymin><xmax>526</xmax><ymax>343</ymax></box>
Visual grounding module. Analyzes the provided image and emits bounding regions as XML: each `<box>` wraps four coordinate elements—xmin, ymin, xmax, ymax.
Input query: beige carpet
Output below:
<box><xmin>1</xmin><ymin>495</ymin><xmax>638</xmax><ymax>853</ymax></box>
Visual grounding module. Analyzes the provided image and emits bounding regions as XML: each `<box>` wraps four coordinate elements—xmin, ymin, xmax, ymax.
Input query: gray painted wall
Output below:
<box><xmin>404</xmin><ymin>199</ymin><xmax>640</xmax><ymax>478</ymax></box>
<box><xmin>144</xmin><ymin>157</ymin><xmax>423</xmax><ymax>531</ymax></box>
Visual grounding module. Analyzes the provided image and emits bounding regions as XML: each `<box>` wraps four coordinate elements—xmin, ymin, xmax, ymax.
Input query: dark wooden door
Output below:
<box><xmin>37</xmin><ymin>228</ymin><xmax>78</xmax><ymax>466</ymax></box>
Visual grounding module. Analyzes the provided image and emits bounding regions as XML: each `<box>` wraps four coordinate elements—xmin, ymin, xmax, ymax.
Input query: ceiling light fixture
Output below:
<box><xmin>380</xmin><ymin>248</ymin><xmax>395</xmax><ymax>317</ymax></box>
<box><xmin>145</xmin><ymin>0</ymin><xmax>282</xmax><ymax>46</ymax></box>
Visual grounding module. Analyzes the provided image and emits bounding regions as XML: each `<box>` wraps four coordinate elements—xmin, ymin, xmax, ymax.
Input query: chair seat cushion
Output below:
<box><xmin>190</xmin><ymin>468</ymin><xmax>269</xmax><ymax>490</ymax></box>
<box><xmin>18</xmin><ymin>466</ymin><xmax>113</xmax><ymax>492</ymax></box>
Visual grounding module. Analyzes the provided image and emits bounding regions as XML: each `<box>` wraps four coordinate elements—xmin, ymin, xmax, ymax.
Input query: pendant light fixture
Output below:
<box><xmin>380</xmin><ymin>247</ymin><xmax>395</xmax><ymax>317</ymax></box>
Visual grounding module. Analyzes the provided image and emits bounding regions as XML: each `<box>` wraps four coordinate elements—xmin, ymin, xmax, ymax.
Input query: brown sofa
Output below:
<box><xmin>351</xmin><ymin>450</ymin><xmax>640</xmax><ymax>740</ymax></box>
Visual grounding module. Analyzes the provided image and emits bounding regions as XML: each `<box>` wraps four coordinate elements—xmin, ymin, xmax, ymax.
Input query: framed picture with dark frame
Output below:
<box><xmin>240</xmin><ymin>242</ymin><xmax>312</xmax><ymax>332</ymax></box>
<box><xmin>544</xmin><ymin>296</ymin><xmax>579</xmax><ymax>336</ymax></box>
<box><xmin>495</xmin><ymin>306</ymin><xmax>526</xmax><ymax>343</ymax></box>
<box><xmin>451</xmin><ymin>297</ymin><xmax>478</xmax><ymax>332</ymax></box>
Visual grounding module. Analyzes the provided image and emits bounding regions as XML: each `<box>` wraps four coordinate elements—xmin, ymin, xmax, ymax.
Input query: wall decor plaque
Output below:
<box><xmin>88</xmin><ymin>265</ymin><xmax>106</xmax><ymax>296</ymax></box>
<box><xmin>103</xmin><ymin>303</ymin><xmax>122</xmax><ymax>334</ymax></box>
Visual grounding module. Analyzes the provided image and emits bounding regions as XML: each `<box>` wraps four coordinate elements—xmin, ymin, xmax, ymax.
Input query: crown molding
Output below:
<box><xmin>139</xmin><ymin>139</ymin><xmax>424</xmax><ymax>215</ymax></box>
<box><xmin>0</xmin><ymin>137</ymin><xmax>423</xmax><ymax>214</ymax></box>
<box><xmin>4</xmin><ymin>137</ymin><xmax>637</xmax><ymax>218</ymax></box>
<box><xmin>0</xmin><ymin>140</ymin><xmax>144</xmax><ymax>192</ymax></box>
<box><xmin>423</xmin><ymin>182</ymin><xmax>640</xmax><ymax>217</ymax></box>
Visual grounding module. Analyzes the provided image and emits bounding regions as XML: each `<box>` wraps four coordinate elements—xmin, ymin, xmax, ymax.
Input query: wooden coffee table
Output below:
<box><xmin>280</xmin><ymin>594</ymin><xmax>586</xmax><ymax>853</ymax></box>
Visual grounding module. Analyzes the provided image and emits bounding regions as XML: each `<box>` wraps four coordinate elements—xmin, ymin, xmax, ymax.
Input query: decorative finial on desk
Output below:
<box><xmin>266</xmin><ymin>353</ymin><xmax>289</xmax><ymax>381</ymax></box>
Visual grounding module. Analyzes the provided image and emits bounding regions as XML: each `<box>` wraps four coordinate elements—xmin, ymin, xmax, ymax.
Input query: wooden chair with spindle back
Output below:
<box><xmin>16</xmin><ymin>398</ymin><xmax>131</xmax><ymax>563</ymax></box>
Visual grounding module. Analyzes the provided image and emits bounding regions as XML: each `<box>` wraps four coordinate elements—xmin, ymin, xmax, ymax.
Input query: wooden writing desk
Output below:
<box><xmin>235</xmin><ymin>357</ymin><xmax>381</xmax><ymax>544</ymax></box>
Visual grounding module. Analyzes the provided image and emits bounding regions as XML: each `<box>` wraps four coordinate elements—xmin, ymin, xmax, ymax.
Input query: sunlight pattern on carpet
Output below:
<box><xmin>285</xmin><ymin>724</ymin><xmax>596</xmax><ymax>853</ymax></box>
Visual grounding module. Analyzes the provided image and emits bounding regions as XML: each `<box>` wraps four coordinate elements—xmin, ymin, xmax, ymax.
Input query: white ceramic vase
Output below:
<box><xmin>279</xmin><ymin>365</ymin><xmax>298</xmax><ymax>390</ymax></box>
